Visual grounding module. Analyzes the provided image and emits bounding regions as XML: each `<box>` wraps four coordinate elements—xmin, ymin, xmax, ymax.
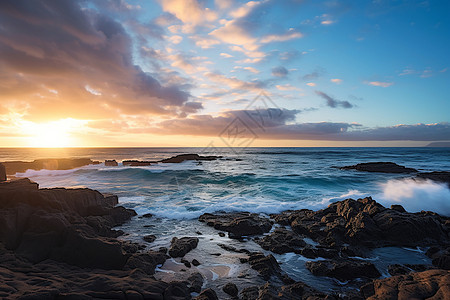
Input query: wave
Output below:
<box><xmin>376</xmin><ymin>178</ymin><xmax>450</xmax><ymax>216</ymax></box>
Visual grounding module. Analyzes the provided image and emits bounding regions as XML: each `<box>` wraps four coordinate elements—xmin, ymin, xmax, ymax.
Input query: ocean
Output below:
<box><xmin>2</xmin><ymin>147</ymin><xmax>450</xmax><ymax>292</ymax></box>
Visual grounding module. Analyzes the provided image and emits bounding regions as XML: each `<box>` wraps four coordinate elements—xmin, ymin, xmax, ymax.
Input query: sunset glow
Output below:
<box><xmin>0</xmin><ymin>1</ymin><xmax>448</xmax><ymax>147</ymax></box>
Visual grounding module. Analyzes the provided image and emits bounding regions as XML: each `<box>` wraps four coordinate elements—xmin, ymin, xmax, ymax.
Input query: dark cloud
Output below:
<box><xmin>302</xmin><ymin>68</ymin><xmax>325</xmax><ymax>81</ymax></box>
<box><xmin>0</xmin><ymin>0</ymin><xmax>196</xmax><ymax>121</ymax></box>
<box><xmin>272</xmin><ymin>66</ymin><xmax>289</xmax><ymax>77</ymax></box>
<box><xmin>315</xmin><ymin>91</ymin><xmax>353</xmax><ymax>109</ymax></box>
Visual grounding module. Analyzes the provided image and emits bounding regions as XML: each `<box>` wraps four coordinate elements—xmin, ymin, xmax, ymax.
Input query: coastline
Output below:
<box><xmin>1</xmin><ymin>157</ymin><xmax>450</xmax><ymax>299</ymax></box>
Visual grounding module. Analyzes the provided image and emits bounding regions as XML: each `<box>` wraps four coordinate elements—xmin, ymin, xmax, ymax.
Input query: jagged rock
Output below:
<box><xmin>256</xmin><ymin>227</ymin><xmax>306</xmax><ymax>254</ymax></box>
<box><xmin>0</xmin><ymin>163</ymin><xmax>6</xmax><ymax>181</ymax></box>
<box><xmin>163</xmin><ymin>281</ymin><xmax>190</xmax><ymax>300</ymax></box>
<box><xmin>248</xmin><ymin>252</ymin><xmax>283</xmax><ymax>280</ymax></box>
<box><xmin>123</xmin><ymin>160</ymin><xmax>152</xmax><ymax>166</ymax></box>
<box><xmin>104</xmin><ymin>160</ymin><xmax>118</xmax><ymax>166</ymax></box>
<box><xmin>192</xmin><ymin>259</ymin><xmax>200</xmax><ymax>266</ymax></box>
<box><xmin>161</xmin><ymin>154</ymin><xmax>220</xmax><ymax>163</ymax></box>
<box><xmin>339</xmin><ymin>162</ymin><xmax>418</xmax><ymax>173</ymax></box>
<box><xmin>223</xmin><ymin>282</ymin><xmax>238</xmax><ymax>297</ymax></box>
<box><xmin>169</xmin><ymin>237</ymin><xmax>199</xmax><ymax>258</ymax></box>
<box><xmin>306</xmin><ymin>259</ymin><xmax>381</xmax><ymax>281</ymax></box>
<box><xmin>361</xmin><ymin>269</ymin><xmax>450</xmax><ymax>299</ymax></box>
<box><xmin>199</xmin><ymin>212</ymin><xmax>273</xmax><ymax>238</ymax></box>
<box><xmin>124</xmin><ymin>251</ymin><xmax>166</xmax><ymax>275</ymax></box>
<box><xmin>427</xmin><ymin>245</ymin><xmax>450</xmax><ymax>270</ymax></box>
<box><xmin>272</xmin><ymin>197</ymin><xmax>450</xmax><ymax>248</ymax></box>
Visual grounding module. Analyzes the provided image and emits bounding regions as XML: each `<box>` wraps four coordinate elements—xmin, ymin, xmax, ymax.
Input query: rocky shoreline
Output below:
<box><xmin>1</xmin><ymin>158</ymin><xmax>450</xmax><ymax>299</ymax></box>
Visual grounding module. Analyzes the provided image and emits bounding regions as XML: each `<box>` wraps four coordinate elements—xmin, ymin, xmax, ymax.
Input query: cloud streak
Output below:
<box><xmin>315</xmin><ymin>91</ymin><xmax>353</xmax><ymax>108</ymax></box>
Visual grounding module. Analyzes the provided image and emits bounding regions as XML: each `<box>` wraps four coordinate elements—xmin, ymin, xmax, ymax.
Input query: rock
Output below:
<box><xmin>305</xmin><ymin>259</ymin><xmax>381</xmax><ymax>281</ymax></box>
<box><xmin>123</xmin><ymin>160</ymin><xmax>152</xmax><ymax>166</ymax></box>
<box><xmin>104</xmin><ymin>160</ymin><xmax>118</xmax><ymax>166</ymax></box>
<box><xmin>194</xmin><ymin>288</ymin><xmax>219</xmax><ymax>300</ymax></box>
<box><xmin>361</xmin><ymin>269</ymin><xmax>450</xmax><ymax>300</ymax></box>
<box><xmin>240</xmin><ymin>286</ymin><xmax>259</xmax><ymax>300</ymax></box>
<box><xmin>0</xmin><ymin>163</ymin><xmax>6</xmax><ymax>181</ymax></box>
<box><xmin>169</xmin><ymin>237</ymin><xmax>199</xmax><ymax>258</ymax></box>
<box><xmin>387</xmin><ymin>264</ymin><xmax>433</xmax><ymax>276</ymax></box>
<box><xmin>140</xmin><ymin>213</ymin><xmax>153</xmax><ymax>218</ymax></box>
<box><xmin>199</xmin><ymin>212</ymin><xmax>273</xmax><ymax>238</ymax></box>
<box><xmin>427</xmin><ymin>246</ymin><xmax>450</xmax><ymax>270</ymax></box>
<box><xmin>143</xmin><ymin>235</ymin><xmax>156</xmax><ymax>243</ymax></box>
<box><xmin>248</xmin><ymin>252</ymin><xmax>283</xmax><ymax>280</ymax></box>
<box><xmin>256</xmin><ymin>227</ymin><xmax>306</xmax><ymax>254</ymax></box>
<box><xmin>163</xmin><ymin>281</ymin><xmax>190</xmax><ymax>300</ymax></box>
<box><xmin>192</xmin><ymin>259</ymin><xmax>200</xmax><ymax>266</ymax></box>
<box><xmin>181</xmin><ymin>259</ymin><xmax>191</xmax><ymax>268</ymax></box>
<box><xmin>1</xmin><ymin>158</ymin><xmax>95</xmax><ymax>175</ymax></box>
<box><xmin>161</xmin><ymin>154</ymin><xmax>220</xmax><ymax>163</ymax></box>
<box><xmin>218</xmin><ymin>232</ymin><xmax>225</xmax><ymax>237</ymax></box>
<box><xmin>390</xmin><ymin>204</ymin><xmax>406</xmax><ymax>213</ymax></box>
<box><xmin>222</xmin><ymin>282</ymin><xmax>238</xmax><ymax>297</ymax></box>
<box><xmin>124</xmin><ymin>251</ymin><xmax>166</xmax><ymax>275</ymax></box>
<box><xmin>186</xmin><ymin>272</ymin><xmax>203</xmax><ymax>293</ymax></box>
<box><xmin>339</xmin><ymin>162</ymin><xmax>418</xmax><ymax>173</ymax></box>
<box><xmin>416</xmin><ymin>171</ymin><xmax>450</xmax><ymax>187</ymax></box>
<box><xmin>272</xmin><ymin>197</ymin><xmax>450</xmax><ymax>248</ymax></box>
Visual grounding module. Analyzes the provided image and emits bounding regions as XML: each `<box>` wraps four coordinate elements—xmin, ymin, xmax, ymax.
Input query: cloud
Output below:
<box><xmin>276</xmin><ymin>84</ymin><xmax>301</xmax><ymax>91</ymax></box>
<box><xmin>220</xmin><ymin>53</ymin><xmax>233</xmax><ymax>58</ymax></box>
<box><xmin>191</xmin><ymin>35</ymin><xmax>220</xmax><ymax>48</ymax></box>
<box><xmin>271</xmin><ymin>66</ymin><xmax>289</xmax><ymax>77</ymax></box>
<box><xmin>204</xmin><ymin>72</ymin><xmax>265</xmax><ymax>92</ymax></box>
<box><xmin>230</xmin><ymin>1</ymin><xmax>266</xmax><ymax>18</ymax></box>
<box><xmin>159</xmin><ymin>0</ymin><xmax>217</xmax><ymax>32</ymax></box>
<box><xmin>330</xmin><ymin>78</ymin><xmax>343</xmax><ymax>84</ymax></box>
<box><xmin>260</xmin><ymin>29</ymin><xmax>303</xmax><ymax>43</ymax></box>
<box><xmin>0</xmin><ymin>0</ymin><xmax>197</xmax><ymax>121</ymax></box>
<box><xmin>315</xmin><ymin>91</ymin><xmax>353</xmax><ymax>109</ymax></box>
<box><xmin>306</xmin><ymin>83</ymin><xmax>316</xmax><ymax>87</ymax></box>
<box><xmin>366</xmin><ymin>81</ymin><xmax>394</xmax><ymax>87</ymax></box>
<box><xmin>209</xmin><ymin>19</ymin><xmax>259</xmax><ymax>51</ymax></box>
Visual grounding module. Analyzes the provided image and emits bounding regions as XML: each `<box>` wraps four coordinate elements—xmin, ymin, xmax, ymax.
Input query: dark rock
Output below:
<box><xmin>0</xmin><ymin>163</ymin><xmax>6</xmax><ymax>181</ymax></box>
<box><xmin>169</xmin><ymin>237</ymin><xmax>199</xmax><ymax>258</ymax></box>
<box><xmin>305</xmin><ymin>259</ymin><xmax>381</xmax><ymax>281</ymax></box>
<box><xmin>192</xmin><ymin>259</ymin><xmax>200</xmax><ymax>266</ymax></box>
<box><xmin>143</xmin><ymin>235</ymin><xmax>156</xmax><ymax>243</ymax></box>
<box><xmin>256</xmin><ymin>227</ymin><xmax>306</xmax><ymax>254</ymax></box>
<box><xmin>196</xmin><ymin>231</ymin><xmax>203</xmax><ymax>235</ymax></box>
<box><xmin>139</xmin><ymin>213</ymin><xmax>153</xmax><ymax>219</ymax></box>
<box><xmin>427</xmin><ymin>246</ymin><xmax>450</xmax><ymax>270</ymax></box>
<box><xmin>339</xmin><ymin>162</ymin><xmax>418</xmax><ymax>173</ymax></box>
<box><xmin>240</xmin><ymin>286</ymin><xmax>259</xmax><ymax>300</ymax></box>
<box><xmin>217</xmin><ymin>243</ymin><xmax>250</xmax><ymax>254</ymax></box>
<box><xmin>105</xmin><ymin>160</ymin><xmax>118</xmax><ymax>166</ymax></box>
<box><xmin>1</xmin><ymin>158</ymin><xmax>95</xmax><ymax>175</ymax></box>
<box><xmin>123</xmin><ymin>160</ymin><xmax>152</xmax><ymax>166</ymax></box>
<box><xmin>222</xmin><ymin>282</ymin><xmax>238</xmax><ymax>297</ymax></box>
<box><xmin>390</xmin><ymin>204</ymin><xmax>406</xmax><ymax>213</ymax></box>
<box><xmin>361</xmin><ymin>269</ymin><xmax>450</xmax><ymax>299</ymax></box>
<box><xmin>161</xmin><ymin>154</ymin><xmax>220</xmax><ymax>163</ymax></box>
<box><xmin>248</xmin><ymin>252</ymin><xmax>283</xmax><ymax>280</ymax></box>
<box><xmin>199</xmin><ymin>212</ymin><xmax>272</xmax><ymax>238</ymax></box>
<box><xmin>272</xmin><ymin>197</ymin><xmax>450</xmax><ymax>249</ymax></box>
<box><xmin>194</xmin><ymin>288</ymin><xmax>219</xmax><ymax>300</ymax></box>
<box><xmin>124</xmin><ymin>251</ymin><xmax>166</xmax><ymax>275</ymax></box>
<box><xmin>387</xmin><ymin>264</ymin><xmax>411</xmax><ymax>276</ymax></box>
<box><xmin>163</xmin><ymin>281</ymin><xmax>190</xmax><ymax>300</ymax></box>
<box><xmin>186</xmin><ymin>272</ymin><xmax>203</xmax><ymax>293</ymax></box>
<box><xmin>416</xmin><ymin>171</ymin><xmax>450</xmax><ymax>187</ymax></box>
<box><xmin>218</xmin><ymin>232</ymin><xmax>225</xmax><ymax>237</ymax></box>
<box><xmin>181</xmin><ymin>259</ymin><xmax>191</xmax><ymax>268</ymax></box>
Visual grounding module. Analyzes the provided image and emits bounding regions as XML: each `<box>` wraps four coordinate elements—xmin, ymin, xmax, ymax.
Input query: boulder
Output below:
<box><xmin>416</xmin><ymin>171</ymin><xmax>450</xmax><ymax>187</ymax></box>
<box><xmin>361</xmin><ymin>269</ymin><xmax>450</xmax><ymax>300</ymax></box>
<box><xmin>194</xmin><ymin>288</ymin><xmax>219</xmax><ymax>300</ymax></box>
<box><xmin>223</xmin><ymin>282</ymin><xmax>238</xmax><ymax>297</ymax></box>
<box><xmin>306</xmin><ymin>259</ymin><xmax>381</xmax><ymax>281</ymax></box>
<box><xmin>248</xmin><ymin>252</ymin><xmax>283</xmax><ymax>280</ymax></box>
<box><xmin>124</xmin><ymin>251</ymin><xmax>166</xmax><ymax>275</ymax></box>
<box><xmin>339</xmin><ymin>162</ymin><xmax>418</xmax><ymax>173</ymax></box>
<box><xmin>199</xmin><ymin>212</ymin><xmax>273</xmax><ymax>238</ymax></box>
<box><xmin>169</xmin><ymin>237</ymin><xmax>199</xmax><ymax>258</ymax></box>
<box><xmin>186</xmin><ymin>272</ymin><xmax>204</xmax><ymax>293</ymax></box>
<box><xmin>143</xmin><ymin>235</ymin><xmax>156</xmax><ymax>243</ymax></box>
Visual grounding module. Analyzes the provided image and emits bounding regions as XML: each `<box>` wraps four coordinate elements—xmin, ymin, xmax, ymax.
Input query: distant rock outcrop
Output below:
<box><xmin>416</xmin><ymin>171</ymin><xmax>450</xmax><ymax>187</ymax></box>
<box><xmin>1</xmin><ymin>158</ymin><xmax>95</xmax><ymax>175</ymax></box>
<box><xmin>104</xmin><ymin>159</ymin><xmax>118</xmax><ymax>166</ymax></box>
<box><xmin>0</xmin><ymin>163</ymin><xmax>6</xmax><ymax>181</ymax></box>
<box><xmin>161</xmin><ymin>153</ymin><xmax>220</xmax><ymax>163</ymax></box>
<box><xmin>339</xmin><ymin>162</ymin><xmax>418</xmax><ymax>173</ymax></box>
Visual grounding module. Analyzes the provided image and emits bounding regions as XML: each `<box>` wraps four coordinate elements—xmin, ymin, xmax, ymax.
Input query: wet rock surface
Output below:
<box><xmin>305</xmin><ymin>259</ymin><xmax>381</xmax><ymax>281</ymax></box>
<box><xmin>1</xmin><ymin>158</ymin><xmax>96</xmax><ymax>175</ymax></box>
<box><xmin>361</xmin><ymin>269</ymin><xmax>450</xmax><ymax>300</ymax></box>
<box><xmin>0</xmin><ymin>163</ymin><xmax>6</xmax><ymax>181</ymax></box>
<box><xmin>160</xmin><ymin>154</ymin><xmax>221</xmax><ymax>163</ymax></box>
<box><xmin>199</xmin><ymin>212</ymin><xmax>273</xmax><ymax>238</ymax></box>
<box><xmin>256</xmin><ymin>227</ymin><xmax>306</xmax><ymax>254</ymax></box>
<box><xmin>338</xmin><ymin>162</ymin><xmax>418</xmax><ymax>173</ymax></box>
<box><xmin>169</xmin><ymin>236</ymin><xmax>199</xmax><ymax>258</ymax></box>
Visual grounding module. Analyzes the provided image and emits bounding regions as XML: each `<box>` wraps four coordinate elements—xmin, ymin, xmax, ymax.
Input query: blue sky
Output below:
<box><xmin>0</xmin><ymin>0</ymin><xmax>449</xmax><ymax>146</ymax></box>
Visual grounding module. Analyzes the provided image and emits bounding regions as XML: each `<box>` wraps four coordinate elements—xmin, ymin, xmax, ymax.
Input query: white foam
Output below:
<box><xmin>376</xmin><ymin>178</ymin><xmax>450</xmax><ymax>216</ymax></box>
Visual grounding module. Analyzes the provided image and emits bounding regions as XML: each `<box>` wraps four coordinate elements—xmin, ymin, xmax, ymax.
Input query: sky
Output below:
<box><xmin>0</xmin><ymin>0</ymin><xmax>449</xmax><ymax>148</ymax></box>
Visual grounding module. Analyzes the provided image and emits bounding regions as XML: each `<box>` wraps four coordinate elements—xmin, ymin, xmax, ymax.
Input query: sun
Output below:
<box><xmin>23</xmin><ymin>119</ymin><xmax>82</xmax><ymax>148</ymax></box>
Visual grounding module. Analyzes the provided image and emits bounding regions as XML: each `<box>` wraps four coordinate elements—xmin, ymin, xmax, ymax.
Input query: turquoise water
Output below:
<box><xmin>3</xmin><ymin>147</ymin><xmax>450</xmax><ymax>218</ymax></box>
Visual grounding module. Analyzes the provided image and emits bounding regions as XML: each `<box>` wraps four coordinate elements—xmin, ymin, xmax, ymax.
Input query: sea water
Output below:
<box><xmin>1</xmin><ymin>147</ymin><xmax>449</xmax><ymax>292</ymax></box>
